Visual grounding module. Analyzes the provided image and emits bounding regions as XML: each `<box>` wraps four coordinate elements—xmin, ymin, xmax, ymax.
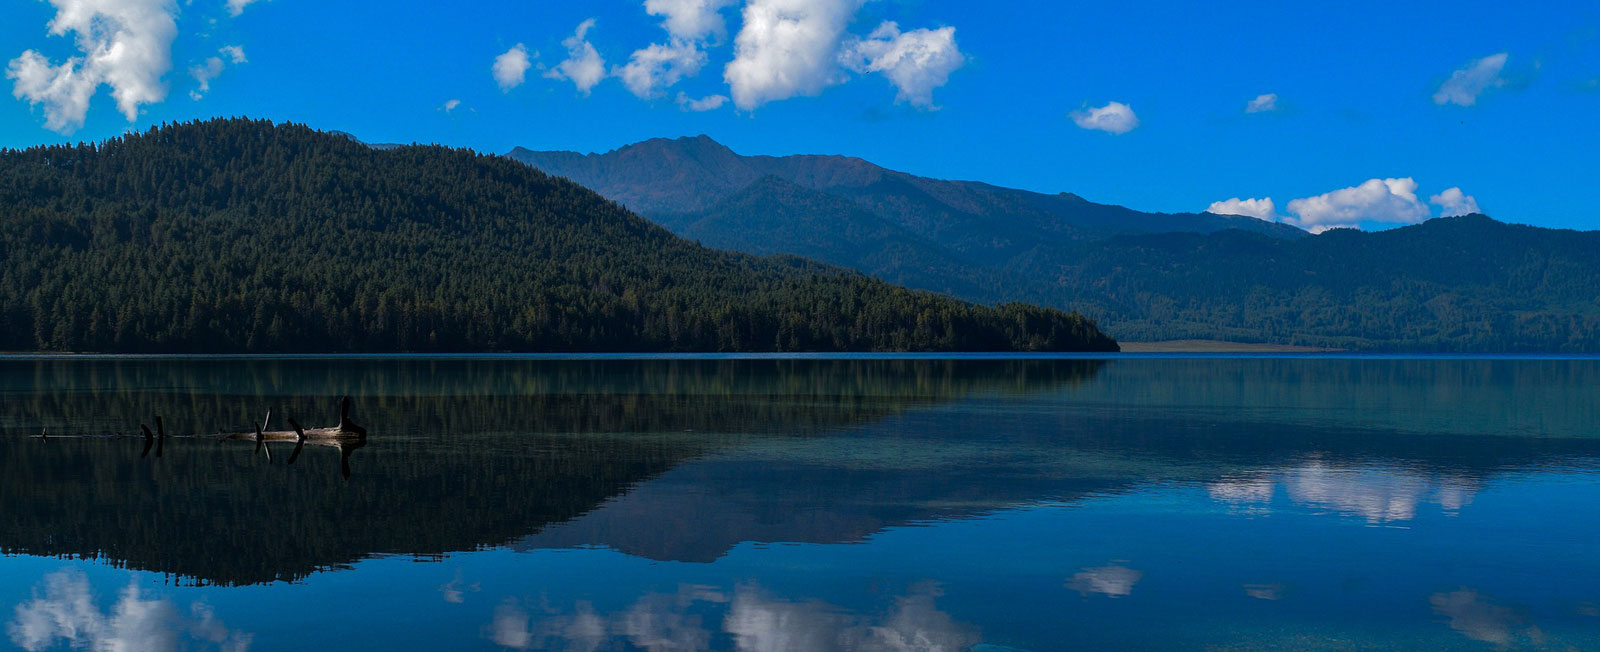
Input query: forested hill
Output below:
<box><xmin>1028</xmin><ymin>215</ymin><xmax>1600</xmax><ymax>352</ymax></box>
<box><xmin>0</xmin><ymin>119</ymin><xmax>1117</xmax><ymax>353</ymax></box>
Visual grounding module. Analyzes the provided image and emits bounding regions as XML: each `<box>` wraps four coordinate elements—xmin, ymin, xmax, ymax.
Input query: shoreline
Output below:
<box><xmin>2</xmin><ymin>351</ymin><xmax>1599</xmax><ymax>361</ymax></box>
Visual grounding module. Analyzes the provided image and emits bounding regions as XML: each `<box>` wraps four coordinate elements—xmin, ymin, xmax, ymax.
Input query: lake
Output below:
<box><xmin>2</xmin><ymin>356</ymin><xmax>1598</xmax><ymax>651</ymax></box>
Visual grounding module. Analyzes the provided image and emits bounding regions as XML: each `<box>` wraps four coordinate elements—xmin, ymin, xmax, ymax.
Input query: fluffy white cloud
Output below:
<box><xmin>188</xmin><ymin>58</ymin><xmax>222</xmax><ymax>100</ymax></box>
<box><xmin>677</xmin><ymin>92</ymin><xmax>727</xmax><ymax>111</ymax></box>
<box><xmin>646</xmin><ymin>0</ymin><xmax>737</xmax><ymax>42</ymax></box>
<box><xmin>1429</xmin><ymin>187</ymin><xmax>1481</xmax><ymax>217</ymax></box>
<box><xmin>616</xmin><ymin>40</ymin><xmax>706</xmax><ymax>99</ymax></box>
<box><xmin>1212</xmin><ymin>181</ymin><xmax>1481</xmax><ymax>233</ymax></box>
<box><xmin>1245</xmin><ymin>93</ymin><xmax>1278</xmax><ymax>113</ymax></box>
<box><xmin>7</xmin><ymin>0</ymin><xmax>179</xmax><ymax>133</ymax></box>
<box><xmin>440</xmin><ymin>98</ymin><xmax>461</xmax><ymax>112</ymax></box>
<box><xmin>1206</xmin><ymin>197</ymin><xmax>1277</xmax><ymax>220</ymax></box>
<box><xmin>617</xmin><ymin>0</ymin><xmax>737</xmax><ymax>100</ymax></box>
<box><xmin>1433</xmin><ymin>52</ymin><xmax>1508</xmax><ymax>106</ymax></box>
<box><xmin>225</xmin><ymin>0</ymin><xmax>265</xmax><ymax>17</ymax></box>
<box><xmin>1071</xmin><ymin>101</ymin><xmax>1139</xmax><ymax>135</ymax></box>
<box><xmin>724</xmin><ymin>0</ymin><xmax>863</xmax><ymax>110</ymax></box>
<box><xmin>1284</xmin><ymin>177</ymin><xmax>1431</xmax><ymax>232</ymax></box>
<box><xmin>546</xmin><ymin>19</ymin><xmax>608</xmax><ymax>95</ymax></box>
<box><xmin>840</xmin><ymin>22</ymin><xmax>964</xmax><ymax>109</ymax></box>
<box><xmin>493</xmin><ymin>43</ymin><xmax>532</xmax><ymax>92</ymax></box>
<box><xmin>7</xmin><ymin>571</ymin><xmax>251</xmax><ymax>652</ymax></box>
<box><xmin>188</xmin><ymin>45</ymin><xmax>245</xmax><ymax>100</ymax></box>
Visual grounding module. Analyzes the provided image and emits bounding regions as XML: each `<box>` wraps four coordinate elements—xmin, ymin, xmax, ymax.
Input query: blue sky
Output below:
<box><xmin>3</xmin><ymin>0</ymin><xmax>1597</xmax><ymax>231</ymax></box>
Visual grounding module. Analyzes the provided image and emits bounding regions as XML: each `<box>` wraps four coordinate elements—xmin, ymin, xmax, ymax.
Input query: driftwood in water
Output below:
<box><xmin>219</xmin><ymin>397</ymin><xmax>367</xmax><ymax>478</ymax></box>
<box><xmin>222</xmin><ymin>397</ymin><xmax>367</xmax><ymax>445</ymax></box>
<box><xmin>31</xmin><ymin>396</ymin><xmax>368</xmax><ymax>478</ymax></box>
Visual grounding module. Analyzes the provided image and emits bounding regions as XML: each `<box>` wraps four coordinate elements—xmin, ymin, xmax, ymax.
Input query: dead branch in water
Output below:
<box><xmin>28</xmin><ymin>397</ymin><xmax>368</xmax><ymax>477</ymax></box>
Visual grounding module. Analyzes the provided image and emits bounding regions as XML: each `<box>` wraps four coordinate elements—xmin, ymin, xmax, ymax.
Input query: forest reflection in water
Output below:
<box><xmin>2</xmin><ymin>356</ymin><xmax>1600</xmax><ymax>651</ymax></box>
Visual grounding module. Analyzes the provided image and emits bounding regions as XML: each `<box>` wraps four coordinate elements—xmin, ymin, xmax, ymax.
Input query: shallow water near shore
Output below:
<box><xmin>2</xmin><ymin>355</ymin><xmax>1598</xmax><ymax>651</ymax></box>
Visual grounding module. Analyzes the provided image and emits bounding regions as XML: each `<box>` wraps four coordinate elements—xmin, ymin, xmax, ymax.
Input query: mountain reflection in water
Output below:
<box><xmin>2</xmin><ymin>356</ymin><xmax>1599</xmax><ymax>651</ymax></box>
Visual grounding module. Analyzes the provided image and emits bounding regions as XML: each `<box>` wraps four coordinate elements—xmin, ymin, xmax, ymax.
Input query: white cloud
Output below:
<box><xmin>617</xmin><ymin>0</ymin><xmax>738</xmax><ymax>101</ymax></box>
<box><xmin>616</xmin><ymin>40</ymin><xmax>706</xmax><ymax>99</ymax></box>
<box><xmin>1214</xmin><ymin>181</ymin><xmax>1481</xmax><ymax>232</ymax></box>
<box><xmin>225</xmin><ymin>0</ymin><xmax>265</xmax><ymax>17</ymax></box>
<box><xmin>493</xmin><ymin>43</ymin><xmax>532</xmax><ymax>92</ymax></box>
<box><xmin>676</xmin><ymin>92</ymin><xmax>727</xmax><ymax>111</ymax></box>
<box><xmin>188</xmin><ymin>46</ymin><xmax>246</xmax><ymax>100</ymax></box>
<box><xmin>724</xmin><ymin>0</ymin><xmax>863</xmax><ymax>110</ymax></box>
<box><xmin>440</xmin><ymin>98</ymin><xmax>461</xmax><ymax>112</ymax></box>
<box><xmin>188</xmin><ymin>58</ymin><xmax>223</xmax><ymax>100</ymax></box>
<box><xmin>1434</xmin><ymin>52</ymin><xmax>1508</xmax><ymax>106</ymax></box>
<box><xmin>1068</xmin><ymin>564</ymin><xmax>1144</xmax><ymax>598</ymax></box>
<box><xmin>6</xmin><ymin>570</ymin><xmax>251</xmax><ymax>652</ymax></box>
<box><xmin>1284</xmin><ymin>177</ymin><xmax>1431</xmax><ymax>232</ymax></box>
<box><xmin>1429</xmin><ymin>187</ymin><xmax>1481</xmax><ymax>217</ymax></box>
<box><xmin>1071</xmin><ymin>101</ymin><xmax>1139</xmax><ymax>135</ymax></box>
<box><xmin>1245</xmin><ymin>93</ymin><xmax>1278</xmax><ymax>113</ymax></box>
<box><xmin>840</xmin><ymin>22</ymin><xmax>964</xmax><ymax>109</ymax></box>
<box><xmin>7</xmin><ymin>0</ymin><xmax>179</xmax><ymax>134</ymax></box>
<box><xmin>545</xmin><ymin>19</ymin><xmax>608</xmax><ymax>95</ymax></box>
<box><xmin>646</xmin><ymin>0</ymin><xmax>737</xmax><ymax>42</ymax></box>
<box><xmin>1206</xmin><ymin>197</ymin><xmax>1277</xmax><ymax>221</ymax></box>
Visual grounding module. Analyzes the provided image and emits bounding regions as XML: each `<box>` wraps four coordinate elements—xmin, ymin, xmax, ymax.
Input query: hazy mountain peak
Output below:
<box><xmin>509</xmin><ymin>137</ymin><xmax>1300</xmax><ymax>239</ymax></box>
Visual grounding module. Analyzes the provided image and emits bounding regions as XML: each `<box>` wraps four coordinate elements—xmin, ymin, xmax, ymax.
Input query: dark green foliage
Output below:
<box><xmin>0</xmin><ymin>118</ymin><xmax>1116</xmax><ymax>353</ymax></box>
<box><xmin>1023</xmin><ymin>217</ymin><xmax>1600</xmax><ymax>351</ymax></box>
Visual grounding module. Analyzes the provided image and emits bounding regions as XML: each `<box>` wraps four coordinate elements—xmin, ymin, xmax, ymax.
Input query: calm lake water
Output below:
<box><xmin>2</xmin><ymin>356</ymin><xmax>1598</xmax><ymax>651</ymax></box>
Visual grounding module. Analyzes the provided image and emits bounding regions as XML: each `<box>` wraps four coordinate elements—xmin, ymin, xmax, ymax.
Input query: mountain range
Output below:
<box><xmin>511</xmin><ymin>136</ymin><xmax>1600</xmax><ymax>352</ymax></box>
<box><xmin>0</xmin><ymin>120</ymin><xmax>1114</xmax><ymax>353</ymax></box>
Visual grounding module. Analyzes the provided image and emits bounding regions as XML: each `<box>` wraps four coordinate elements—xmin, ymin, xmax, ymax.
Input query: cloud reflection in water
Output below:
<box><xmin>1067</xmin><ymin>565</ymin><xmax>1143</xmax><ymax>599</ymax></box>
<box><xmin>1207</xmin><ymin>461</ymin><xmax>1479</xmax><ymax>523</ymax></box>
<box><xmin>487</xmin><ymin>582</ymin><xmax>977</xmax><ymax>651</ymax></box>
<box><xmin>6</xmin><ymin>570</ymin><xmax>252</xmax><ymax>652</ymax></box>
<box><xmin>1429</xmin><ymin>588</ymin><xmax>1544</xmax><ymax>648</ymax></box>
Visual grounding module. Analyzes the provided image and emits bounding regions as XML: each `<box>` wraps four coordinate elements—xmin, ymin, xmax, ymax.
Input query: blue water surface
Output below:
<box><xmin>1</xmin><ymin>356</ymin><xmax>1597</xmax><ymax>651</ymax></box>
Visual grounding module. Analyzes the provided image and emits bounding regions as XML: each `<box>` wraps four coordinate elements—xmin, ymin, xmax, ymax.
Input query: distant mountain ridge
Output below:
<box><xmin>510</xmin><ymin>136</ymin><xmax>1600</xmax><ymax>352</ymax></box>
<box><xmin>509</xmin><ymin>135</ymin><xmax>1308</xmax><ymax>244</ymax></box>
